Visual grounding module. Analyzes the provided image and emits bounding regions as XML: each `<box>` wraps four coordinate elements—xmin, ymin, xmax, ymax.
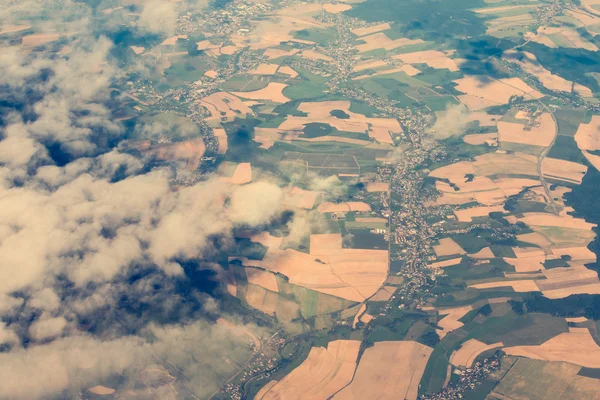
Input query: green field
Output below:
<box><xmin>345</xmin><ymin>0</ymin><xmax>488</xmax><ymax>40</ymax></box>
<box><xmin>491</xmin><ymin>358</ymin><xmax>600</xmax><ymax>400</ymax></box>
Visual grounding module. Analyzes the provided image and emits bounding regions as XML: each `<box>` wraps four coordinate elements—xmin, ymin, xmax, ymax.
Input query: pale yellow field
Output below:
<box><xmin>520</xmin><ymin>213</ymin><xmax>596</xmax><ymax>231</ymax></box>
<box><xmin>353</xmin><ymin>59</ymin><xmax>388</xmax><ymax>72</ymax></box>
<box><xmin>369</xmin><ymin>285</ymin><xmax>396</xmax><ymax>302</ymax></box>
<box><xmin>248</xmin><ymin>63</ymin><xmax>280</xmax><ymax>75</ymax></box>
<box><xmin>504</xmin><ymin>272</ymin><xmax>546</xmax><ymax>281</ymax></box>
<box><xmin>355</xmin><ymin>32</ymin><xmax>424</xmax><ymax>52</ymax></box>
<box><xmin>360</xmin><ymin>312</ymin><xmax>374</xmax><ymax>324</ymax></box>
<box><xmin>232</xmin><ymin>82</ymin><xmax>290</xmax><ymax>103</ymax></box>
<box><xmin>351</xmin><ymin>23</ymin><xmax>391</xmax><ymax>36</ymax></box>
<box><xmin>433</xmin><ymin>179</ymin><xmax>502</xmax><ymax>205</ymax></box>
<box><xmin>575</xmin><ymin>115</ymin><xmax>600</xmax><ymax>151</ymax></box>
<box><xmin>536</xmin><ymin>265</ymin><xmax>600</xmax><ymax>299</ymax></box>
<box><xmin>221</xmin><ymin>162</ymin><xmax>252</xmax><ymax>184</ymax></box>
<box><xmin>584</xmin><ymin>151</ymin><xmax>600</xmax><ymax>172</ymax></box>
<box><xmin>517</xmin><ymin>233</ymin><xmax>552</xmax><ymax>249</ymax></box>
<box><xmin>541</xmin><ymin>157</ymin><xmax>587</xmax><ymax>184</ymax></box>
<box><xmin>224</xmin><ymin>266</ymin><xmax>237</xmax><ymax>297</ymax></box>
<box><xmin>263</xmin><ymin>48</ymin><xmax>300</xmax><ymax>60</ymax></box>
<box><xmin>245</xmin><ymin>267</ymin><xmax>279</xmax><ymax>292</ymax></box>
<box><xmin>276</xmin><ymin>101</ymin><xmax>400</xmax><ymax>142</ymax></box>
<box><xmin>59</xmin><ymin>45</ymin><xmax>72</xmax><ymax>55</ymax></box>
<box><xmin>486</xmin><ymin>14</ymin><xmax>535</xmax><ymax>37</ymax></box>
<box><xmin>497</xmin><ymin>113</ymin><xmax>556</xmax><ymax>147</ymax></box>
<box><xmin>386</xmin><ymin>276</ymin><xmax>404</xmax><ymax>285</ymax></box>
<box><xmin>470</xmin><ymin>280</ymin><xmax>541</xmax><ymax>292</ymax></box>
<box><xmin>283</xmin><ymin>186</ymin><xmax>320</xmax><ymax>209</ymax></box>
<box><xmin>310</xmin><ymin>233</ymin><xmax>344</xmax><ymax>256</ymax></box>
<box><xmin>551</xmin><ymin>246</ymin><xmax>596</xmax><ymax>261</ymax></box>
<box><xmin>463</xmin><ymin>133</ymin><xmax>498</xmax><ymax>146</ymax></box>
<box><xmin>300</xmin><ymin>49</ymin><xmax>334</xmax><ymax>62</ymax></box>
<box><xmin>469</xmin><ymin>247</ymin><xmax>495</xmax><ymax>258</ymax></box>
<box><xmin>532</xmin><ymin>34</ymin><xmax>558</xmax><ymax>48</ymax></box>
<box><xmin>513</xmin><ymin>247</ymin><xmax>546</xmax><ymax>258</ymax></box>
<box><xmin>369</xmin><ymin>127</ymin><xmax>394</xmax><ymax>144</ymax></box>
<box><xmin>454</xmin><ymin>76</ymin><xmax>543</xmax><ymax>109</ymax></box>
<box><xmin>254</xmin><ymin>127</ymin><xmax>373</xmax><ymax>148</ymax></box>
<box><xmin>469</xmin><ymin>253</ymin><xmax>600</xmax><ymax>298</ymax></box>
<box><xmin>323</xmin><ymin>3</ymin><xmax>352</xmax><ymax>13</ymax></box>
<box><xmin>569</xmin><ymin>327</ymin><xmax>591</xmax><ymax>334</ymax></box>
<box><xmin>454</xmin><ymin>205</ymin><xmax>505</xmax><ymax>222</ymax></box>
<box><xmin>256</xmin><ymin>381</ymin><xmax>279</xmax><ymax>400</ymax></box>
<box><xmin>199</xmin><ymin>92</ymin><xmax>252</xmax><ymax>121</ymax></box>
<box><xmin>450</xmin><ymin>339</ymin><xmax>504</xmax><ymax>368</ymax></box>
<box><xmin>353</xmin><ymin>65</ymin><xmax>422</xmax><ymax>80</ymax></box>
<box><xmin>163</xmin><ymin>51</ymin><xmax>188</xmax><ymax>58</ymax></box>
<box><xmin>250</xmin><ymin>14</ymin><xmax>323</xmax><ymax>50</ymax></box>
<box><xmin>277</xmin><ymin>3</ymin><xmax>324</xmax><ymax>17</ymax></box>
<box><xmin>365</xmin><ymin>182</ymin><xmax>390</xmax><ymax>192</ymax></box>
<box><xmin>277</xmin><ymin>65</ymin><xmax>298</xmax><ymax>78</ymax></box>
<box><xmin>566</xmin><ymin>8</ymin><xmax>600</xmax><ymax>26</ymax></box>
<box><xmin>561</xmin><ymin>29</ymin><xmax>599</xmax><ymax>51</ymax></box>
<box><xmin>22</xmin><ymin>33</ymin><xmax>61</xmax><ymax>46</ymax></box>
<box><xmin>220</xmin><ymin>45</ymin><xmax>239</xmax><ymax>55</ymax></box>
<box><xmin>436</xmin><ymin>306</ymin><xmax>472</xmax><ymax>338</ymax></box>
<box><xmin>503</xmin><ymin>254</ymin><xmax>544</xmax><ymax>272</ymax></box>
<box><xmin>356</xmin><ymin>217</ymin><xmax>387</xmax><ymax>223</ymax></box>
<box><xmin>352</xmin><ymin>303</ymin><xmax>367</xmax><ymax>328</ymax></box>
<box><xmin>429</xmin><ymin>152</ymin><xmax>540</xmax><ymax>205</ymax></box>
<box><xmin>469</xmin><ymin>111</ymin><xmax>499</xmax><ymax>127</ymax></box>
<box><xmin>231</xmin><ymin>233</ymin><xmax>388</xmax><ymax>302</ymax></box>
<box><xmin>434</xmin><ymin>238</ymin><xmax>467</xmax><ymax>257</ymax></box>
<box><xmin>318</xmin><ymin>201</ymin><xmax>372</xmax><ymax>213</ymax></box>
<box><xmin>237</xmin><ymin>231</ymin><xmax>283</xmax><ymax>250</ymax></box>
<box><xmin>429</xmin><ymin>257</ymin><xmax>463</xmax><ymax>269</ymax></box>
<box><xmin>456</xmin><ymin>95</ymin><xmax>501</xmax><ymax>111</ymax></box>
<box><xmin>333</xmin><ymin>341</ymin><xmax>433</xmax><ymax>400</ymax></box>
<box><xmin>474</xmin><ymin>4</ymin><xmax>534</xmax><ymax>13</ymax></box>
<box><xmin>393</xmin><ymin>50</ymin><xmax>459</xmax><ymax>71</ymax></box>
<box><xmin>398</xmin><ymin>64</ymin><xmax>422</xmax><ymax>76</ymax></box>
<box><xmin>88</xmin><ymin>386</ymin><xmax>115</xmax><ymax>395</ymax></box>
<box><xmin>260</xmin><ymin>340</ymin><xmax>361</xmax><ymax>400</ymax></box>
<box><xmin>130</xmin><ymin>45</ymin><xmax>145</xmax><ymax>54</ymax></box>
<box><xmin>493</xmin><ymin>176</ymin><xmax>543</xmax><ymax>197</ymax></box>
<box><xmin>504</xmin><ymin>329</ymin><xmax>600</xmax><ymax>368</ymax></box>
<box><xmin>566</xmin><ymin>316</ymin><xmax>588</xmax><ymax>323</ymax></box>
<box><xmin>101</xmin><ymin>5</ymin><xmax>123</xmax><ymax>14</ymax></box>
<box><xmin>341</xmin><ymin>303</ymin><xmax>363</xmax><ymax>320</ymax></box>
<box><xmin>0</xmin><ymin>25</ymin><xmax>31</xmax><ymax>34</ymax></box>
<box><xmin>161</xmin><ymin>34</ymin><xmax>187</xmax><ymax>45</ymax></box>
<box><xmin>245</xmin><ymin>283</ymin><xmax>278</xmax><ymax>315</ymax></box>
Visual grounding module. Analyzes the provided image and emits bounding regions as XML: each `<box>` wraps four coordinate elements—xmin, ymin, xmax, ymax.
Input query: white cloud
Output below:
<box><xmin>137</xmin><ymin>0</ymin><xmax>180</xmax><ymax>34</ymax></box>
<box><xmin>28</xmin><ymin>314</ymin><xmax>68</xmax><ymax>341</ymax></box>
<box><xmin>430</xmin><ymin>104</ymin><xmax>470</xmax><ymax>140</ymax></box>
<box><xmin>0</xmin><ymin>319</ymin><xmax>264</xmax><ymax>399</ymax></box>
<box><xmin>29</xmin><ymin>288</ymin><xmax>61</xmax><ymax>312</ymax></box>
<box><xmin>228</xmin><ymin>181</ymin><xmax>283</xmax><ymax>225</ymax></box>
<box><xmin>0</xmin><ymin>322</ymin><xmax>19</xmax><ymax>345</ymax></box>
<box><xmin>0</xmin><ymin>1</ymin><xmax>292</xmax><ymax>398</ymax></box>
